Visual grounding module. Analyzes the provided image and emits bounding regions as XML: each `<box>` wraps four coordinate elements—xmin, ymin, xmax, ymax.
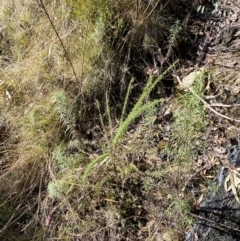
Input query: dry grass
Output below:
<box><xmin>0</xmin><ymin>0</ymin><xmax>203</xmax><ymax>240</ymax></box>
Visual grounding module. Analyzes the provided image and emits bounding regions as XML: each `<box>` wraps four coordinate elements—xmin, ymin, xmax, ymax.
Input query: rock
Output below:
<box><xmin>185</xmin><ymin>145</ymin><xmax>240</xmax><ymax>241</ymax></box>
<box><xmin>181</xmin><ymin>68</ymin><xmax>205</xmax><ymax>88</ymax></box>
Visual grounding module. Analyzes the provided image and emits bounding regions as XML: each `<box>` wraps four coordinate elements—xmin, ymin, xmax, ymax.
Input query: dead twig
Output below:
<box><xmin>210</xmin><ymin>103</ymin><xmax>240</xmax><ymax>108</ymax></box>
<box><xmin>180</xmin><ymin>164</ymin><xmax>211</xmax><ymax>196</ymax></box>
<box><xmin>45</xmin><ymin>206</ymin><xmax>58</xmax><ymax>227</ymax></box>
<box><xmin>174</xmin><ymin>75</ymin><xmax>240</xmax><ymax>122</ymax></box>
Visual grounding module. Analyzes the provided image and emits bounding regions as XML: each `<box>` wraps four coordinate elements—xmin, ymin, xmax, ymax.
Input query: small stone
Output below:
<box><xmin>181</xmin><ymin>68</ymin><xmax>205</xmax><ymax>88</ymax></box>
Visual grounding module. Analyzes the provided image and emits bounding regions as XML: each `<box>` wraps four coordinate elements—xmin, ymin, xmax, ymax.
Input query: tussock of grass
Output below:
<box><xmin>114</xmin><ymin>62</ymin><xmax>177</xmax><ymax>148</ymax></box>
<box><xmin>83</xmin><ymin>61</ymin><xmax>177</xmax><ymax>180</ymax></box>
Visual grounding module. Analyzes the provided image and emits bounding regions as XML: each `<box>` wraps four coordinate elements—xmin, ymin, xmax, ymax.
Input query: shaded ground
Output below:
<box><xmin>173</xmin><ymin>2</ymin><xmax>240</xmax><ymax>240</ymax></box>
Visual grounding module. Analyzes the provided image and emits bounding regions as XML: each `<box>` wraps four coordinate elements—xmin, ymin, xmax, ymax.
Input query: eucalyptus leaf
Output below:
<box><xmin>224</xmin><ymin>168</ymin><xmax>240</xmax><ymax>204</ymax></box>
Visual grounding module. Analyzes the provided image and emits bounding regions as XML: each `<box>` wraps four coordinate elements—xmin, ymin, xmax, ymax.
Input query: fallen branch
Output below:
<box><xmin>210</xmin><ymin>103</ymin><xmax>240</xmax><ymax>108</ymax></box>
<box><xmin>173</xmin><ymin>75</ymin><xmax>240</xmax><ymax>122</ymax></box>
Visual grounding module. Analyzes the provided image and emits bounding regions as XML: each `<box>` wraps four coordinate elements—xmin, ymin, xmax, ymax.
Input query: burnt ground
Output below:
<box><xmin>167</xmin><ymin>2</ymin><xmax>240</xmax><ymax>240</ymax></box>
<box><xmin>184</xmin><ymin>3</ymin><xmax>240</xmax><ymax>158</ymax></box>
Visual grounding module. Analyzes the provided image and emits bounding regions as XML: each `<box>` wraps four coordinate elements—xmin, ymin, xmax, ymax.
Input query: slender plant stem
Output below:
<box><xmin>37</xmin><ymin>0</ymin><xmax>79</xmax><ymax>90</ymax></box>
<box><xmin>174</xmin><ymin>75</ymin><xmax>240</xmax><ymax>122</ymax></box>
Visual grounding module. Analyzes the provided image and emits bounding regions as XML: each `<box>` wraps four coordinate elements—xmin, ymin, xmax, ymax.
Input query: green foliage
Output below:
<box><xmin>120</xmin><ymin>78</ymin><xmax>134</xmax><ymax>125</ymax></box>
<box><xmin>65</xmin><ymin>0</ymin><xmax>109</xmax><ymax>78</ymax></box>
<box><xmin>113</xmin><ymin>99</ymin><xmax>161</xmax><ymax>149</ymax></box>
<box><xmin>168</xmin><ymin>19</ymin><xmax>182</xmax><ymax>46</ymax></box>
<box><xmin>52</xmin><ymin>145</ymin><xmax>68</xmax><ymax>168</ymax></box>
<box><xmin>83</xmin><ymin>61</ymin><xmax>178</xmax><ymax>181</ymax></box>
<box><xmin>66</xmin><ymin>0</ymin><xmax>110</xmax><ymax>21</ymax></box>
<box><xmin>142</xmin><ymin>176</ymin><xmax>156</xmax><ymax>192</ymax></box>
<box><xmin>83</xmin><ymin>153</ymin><xmax>110</xmax><ymax>181</ymax></box>
<box><xmin>166</xmin><ymin>196</ymin><xmax>193</xmax><ymax>228</ymax></box>
<box><xmin>105</xmin><ymin>92</ymin><xmax>113</xmax><ymax>139</ymax></box>
<box><xmin>16</xmin><ymin>97</ymin><xmax>60</xmax><ymax>156</ymax></box>
<box><xmin>117</xmin><ymin>162</ymin><xmax>139</xmax><ymax>179</ymax></box>
<box><xmin>161</xmin><ymin>69</ymin><xmax>208</xmax><ymax>234</ymax></box>
<box><xmin>48</xmin><ymin>178</ymin><xmax>74</xmax><ymax>199</ymax></box>
<box><xmin>170</xmin><ymin>69</ymin><xmax>207</xmax><ymax>163</ymax></box>
<box><xmin>52</xmin><ymin>144</ymin><xmax>85</xmax><ymax>171</ymax></box>
<box><xmin>51</xmin><ymin>90</ymin><xmax>78</xmax><ymax>139</ymax></box>
<box><xmin>0</xmin><ymin>0</ymin><xmax>206</xmax><ymax>240</ymax></box>
<box><xmin>113</xmin><ymin>61</ymin><xmax>178</xmax><ymax>149</ymax></box>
